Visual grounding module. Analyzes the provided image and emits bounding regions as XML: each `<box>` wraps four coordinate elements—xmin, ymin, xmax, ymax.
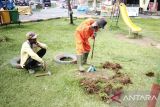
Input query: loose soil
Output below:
<box><xmin>78</xmin><ymin>61</ymin><xmax>132</xmax><ymax>103</ymax></box>
<box><xmin>101</xmin><ymin>61</ymin><xmax>122</xmax><ymax>71</ymax></box>
<box><xmin>145</xmin><ymin>72</ymin><xmax>155</xmax><ymax>77</ymax></box>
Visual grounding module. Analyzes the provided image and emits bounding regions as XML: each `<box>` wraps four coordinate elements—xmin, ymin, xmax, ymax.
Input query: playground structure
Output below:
<box><xmin>110</xmin><ymin>0</ymin><xmax>120</xmax><ymax>29</ymax></box>
<box><xmin>76</xmin><ymin>0</ymin><xmax>159</xmax><ymax>16</ymax></box>
<box><xmin>119</xmin><ymin>3</ymin><xmax>142</xmax><ymax>34</ymax></box>
<box><xmin>109</xmin><ymin>0</ymin><xmax>142</xmax><ymax>36</ymax></box>
<box><xmin>75</xmin><ymin>0</ymin><xmax>142</xmax><ymax>36</ymax></box>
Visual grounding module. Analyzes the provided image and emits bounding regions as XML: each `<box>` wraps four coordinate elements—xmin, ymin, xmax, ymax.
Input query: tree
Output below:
<box><xmin>152</xmin><ymin>0</ymin><xmax>157</xmax><ymax>12</ymax></box>
<box><xmin>67</xmin><ymin>0</ymin><xmax>74</xmax><ymax>24</ymax></box>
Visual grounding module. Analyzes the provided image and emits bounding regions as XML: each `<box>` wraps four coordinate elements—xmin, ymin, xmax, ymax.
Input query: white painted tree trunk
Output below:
<box><xmin>140</xmin><ymin>0</ymin><xmax>150</xmax><ymax>11</ymax></box>
<box><xmin>92</xmin><ymin>0</ymin><xmax>96</xmax><ymax>11</ymax></box>
<box><xmin>152</xmin><ymin>0</ymin><xmax>157</xmax><ymax>12</ymax></box>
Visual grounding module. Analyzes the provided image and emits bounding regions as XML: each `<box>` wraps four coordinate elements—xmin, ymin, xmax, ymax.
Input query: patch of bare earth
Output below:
<box><xmin>145</xmin><ymin>72</ymin><xmax>155</xmax><ymax>77</ymax></box>
<box><xmin>116</xmin><ymin>34</ymin><xmax>160</xmax><ymax>49</ymax></box>
<box><xmin>78</xmin><ymin>61</ymin><xmax>132</xmax><ymax>103</ymax></box>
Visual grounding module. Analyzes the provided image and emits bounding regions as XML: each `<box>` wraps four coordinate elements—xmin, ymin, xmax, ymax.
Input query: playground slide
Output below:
<box><xmin>119</xmin><ymin>3</ymin><xmax>142</xmax><ymax>32</ymax></box>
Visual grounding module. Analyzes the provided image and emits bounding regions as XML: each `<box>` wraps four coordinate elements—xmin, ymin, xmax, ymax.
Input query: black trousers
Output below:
<box><xmin>24</xmin><ymin>48</ymin><xmax>46</xmax><ymax>70</ymax></box>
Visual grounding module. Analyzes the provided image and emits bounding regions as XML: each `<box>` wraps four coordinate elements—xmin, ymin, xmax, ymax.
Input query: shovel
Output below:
<box><xmin>91</xmin><ymin>38</ymin><xmax>95</xmax><ymax>59</ymax></box>
<box><xmin>35</xmin><ymin>71</ymin><xmax>51</xmax><ymax>77</ymax></box>
<box><xmin>87</xmin><ymin>65</ymin><xmax>96</xmax><ymax>72</ymax></box>
<box><xmin>88</xmin><ymin>37</ymin><xmax>96</xmax><ymax>72</ymax></box>
<box><xmin>35</xmin><ymin>62</ymin><xmax>52</xmax><ymax>77</ymax></box>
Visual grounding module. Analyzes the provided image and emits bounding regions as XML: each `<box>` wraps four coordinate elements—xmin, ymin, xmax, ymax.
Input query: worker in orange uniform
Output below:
<box><xmin>75</xmin><ymin>18</ymin><xmax>107</xmax><ymax>71</ymax></box>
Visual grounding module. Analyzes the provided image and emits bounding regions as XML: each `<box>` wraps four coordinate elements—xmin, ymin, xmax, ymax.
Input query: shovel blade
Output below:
<box><xmin>87</xmin><ymin>65</ymin><xmax>96</xmax><ymax>72</ymax></box>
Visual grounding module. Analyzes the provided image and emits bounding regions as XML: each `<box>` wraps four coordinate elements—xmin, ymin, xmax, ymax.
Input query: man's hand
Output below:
<box><xmin>36</xmin><ymin>42</ymin><xmax>43</xmax><ymax>48</ymax></box>
<box><xmin>41</xmin><ymin>61</ymin><xmax>47</xmax><ymax>71</ymax></box>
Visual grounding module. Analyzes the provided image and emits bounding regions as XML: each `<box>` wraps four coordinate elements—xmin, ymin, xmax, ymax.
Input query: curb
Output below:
<box><xmin>20</xmin><ymin>17</ymin><xmax>61</xmax><ymax>23</ymax></box>
<box><xmin>20</xmin><ymin>16</ymin><xmax>101</xmax><ymax>23</ymax></box>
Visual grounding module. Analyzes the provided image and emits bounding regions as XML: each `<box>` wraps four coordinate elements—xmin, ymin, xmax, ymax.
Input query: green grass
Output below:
<box><xmin>0</xmin><ymin>18</ymin><xmax>160</xmax><ymax>107</ymax></box>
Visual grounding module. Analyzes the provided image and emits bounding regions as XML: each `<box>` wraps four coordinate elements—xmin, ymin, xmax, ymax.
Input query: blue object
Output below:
<box><xmin>87</xmin><ymin>65</ymin><xmax>96</xmax><ymax>72</ymax></box>
<box><xmin>6</xmin><ymin>0</ymin><xmax>15</xmax><ymax>10</ymax></box>
<box><xmin>77</xmin><ymin>5</ymin><xmax>89</xmax><ymax>13</ymax></box>
<box><xmin>0</xmin><ymin>0</ymin><xmax>3</xmax><ymax>8</ymax></box>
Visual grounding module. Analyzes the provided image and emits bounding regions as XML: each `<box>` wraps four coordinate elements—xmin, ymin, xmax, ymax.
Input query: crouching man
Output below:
<box><xmin>20</xmin><ymin>32</ymin><xmax>47</xmax><ymax>74</ymax></box>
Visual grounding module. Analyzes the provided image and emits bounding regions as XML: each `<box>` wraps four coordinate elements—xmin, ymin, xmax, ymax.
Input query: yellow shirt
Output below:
<box><xmin>20</xmin><ymin>40</ymin><xmax>47</xmax><ymax>68</ymax></box>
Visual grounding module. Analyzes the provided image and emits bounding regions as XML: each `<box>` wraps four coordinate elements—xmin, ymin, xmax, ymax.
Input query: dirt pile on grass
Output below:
<box><xmin>80</xmin><ymin>62</ymin><xmax>132</xmax><ymax>103</ymax></box>
<box><xmin>145</xmin><ymin>72</ymin><xmax>154</xmax><ymax>77</ymax></box>
<box><xmin>101</xmin><ymin>62</ymin><xmax>122</xmax><ymax>71</ymax></box>
<box><xmin>111</xmin><ymin>72</ymin><xmax>132</xmax><ymax>85</ymax></box>
<box><xmin>80</xmin><ymin>78</ymin><xmax>100</xmax><ymax>94</ymax></box>
<box><xmin>80</xmin><ymin>77</ymin><xmax>124</xmax><ymax>103</ymax></box>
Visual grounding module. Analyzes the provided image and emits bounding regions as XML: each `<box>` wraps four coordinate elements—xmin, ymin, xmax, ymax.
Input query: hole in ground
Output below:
<box><xmin>60</xmin><ymin>57</ymin><xmax>73</xmax><ymax>61</ymax></box>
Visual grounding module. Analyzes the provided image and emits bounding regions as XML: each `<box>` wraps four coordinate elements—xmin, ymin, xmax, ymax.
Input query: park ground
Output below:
<box><xmin>0</xmin><ymin>17</ymin><xmax>160</xmax><ymax>107</ymax></box>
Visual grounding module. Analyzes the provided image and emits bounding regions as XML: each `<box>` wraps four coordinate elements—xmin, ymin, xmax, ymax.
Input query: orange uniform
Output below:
<box><xmin>75</xmin><ymin>18</ymin><xmax>96</xmax><ymax>55</ymax></box>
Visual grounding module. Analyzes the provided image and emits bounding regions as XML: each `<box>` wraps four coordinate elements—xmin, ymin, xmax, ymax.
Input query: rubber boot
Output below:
<box><xmin>83</xmin><ymin>52</ymin><xmax>89</xmax><ymax>64</ymax></box>
<box><xmin>77</xmin><ymin>55</ymin><xmax>85</xmax><ymax>72</ymax></box>
<box><xmin>147</xmin><ymin>84</ymin><xmax>160</xmax><ymax>107</ymax></box>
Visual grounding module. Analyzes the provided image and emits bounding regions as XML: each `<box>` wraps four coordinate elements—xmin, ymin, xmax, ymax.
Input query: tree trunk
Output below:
<box><xmin>152</xmin><ymin>0</ymin><xmax>157</xmax><ymax>12</ymax></box>
<box><xmin>68</xmin><ymin>0</ymin><xmax>74</xmax><ymax>24</ymax></box>
<box><xmin>93</xmin><ymin>0</ymin><xmax>97</xmax><ymax>11</ymax></box>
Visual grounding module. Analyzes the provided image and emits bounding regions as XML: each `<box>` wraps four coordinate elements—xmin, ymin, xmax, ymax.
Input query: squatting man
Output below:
<box><xmin>19</xmin><ymin>32</ymin><xmax>47</xmax><ymax>74</ymax></box>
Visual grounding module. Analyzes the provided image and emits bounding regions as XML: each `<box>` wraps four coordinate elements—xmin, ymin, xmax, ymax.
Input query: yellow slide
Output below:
<box><xmin>119</xmin><ymin>3</ymin><xmax>142</xmax><ymax>32</ymax></box>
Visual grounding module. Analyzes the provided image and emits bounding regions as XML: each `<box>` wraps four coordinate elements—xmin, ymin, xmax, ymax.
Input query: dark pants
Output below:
<box><xmin>24</xmin><ymin>48</ymin><xmax>46</xmax><ymax>70</ymax></box>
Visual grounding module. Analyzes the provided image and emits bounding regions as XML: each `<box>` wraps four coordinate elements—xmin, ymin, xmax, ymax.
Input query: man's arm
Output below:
<box><xmin>24</xmin><ymin>45</ymin><xmax>44</xmax><ymax>64</ymax></box>
<box><xmin>36</xmin><ymin>41</ymin><xmax>48</xmax><ymax>49</ymax></box>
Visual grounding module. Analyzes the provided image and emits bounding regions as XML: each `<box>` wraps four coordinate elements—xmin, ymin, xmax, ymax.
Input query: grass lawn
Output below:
<box><xmin>0</xmin><ymin>17</ymin><xmax>160</xmax><ymax>107</ymax></box>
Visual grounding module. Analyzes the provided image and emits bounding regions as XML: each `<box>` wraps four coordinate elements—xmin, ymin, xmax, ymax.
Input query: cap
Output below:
<box><xmin>96</xmin><ymin>18</ymin><xmax>107</xmax><ymax>29</ymax></box>
<box><xmin>26</xmin><ymin>32</ymin><xmax>38</xmax><ymax>40</ymax></box>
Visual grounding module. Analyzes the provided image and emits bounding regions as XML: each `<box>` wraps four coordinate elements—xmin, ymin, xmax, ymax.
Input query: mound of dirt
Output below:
<box><xmin>79</xmin><ymin>61</ymin><xmax>132</xmax><ymax>103</ymax></box>
<box><xmin>80</xmin><ymin>78</ymin><xmax>123</xmax><ymax>102</ymax></box>
<box><xmin>146</xmin><ymin>72</ymin><xmax>154</xmax><ymax>77</ymax></box>
<box><xmin>80</xmin><ymin>73</ymin><xmax>131</xmax><ymax>102</ymax></box>
<box><xmin>114</xmin><ymin>76</ymin><xmax>132</xmax><ymax>85</ymax></box>
<box><xmin>101</xmin><ymin>62</ymin><xmax>122</xmax><ymax>71</ymax></box>
<box><xmin>111</xmin><ymin>72</ymin><xmax>132</xmax><ymax>85</ymax></box>
<box><xmin>80</xmin><ymin>78</ymin><xmax>100</xmax><ymax>94</ymax></box>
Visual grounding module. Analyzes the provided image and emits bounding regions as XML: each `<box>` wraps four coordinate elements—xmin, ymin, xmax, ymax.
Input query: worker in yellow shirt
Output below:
<box><xmin>20</xmin><ymin>32</ymin><xmax>47</xmax><ymax>74</ymax></box>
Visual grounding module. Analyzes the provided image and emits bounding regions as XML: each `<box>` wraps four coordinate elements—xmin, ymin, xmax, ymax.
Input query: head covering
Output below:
<box><xmin>26</xmin><ymin>32</ymin><xmax>38</xmax><ymax>40</ymax></box>
<box><xmin>96</xmin><ymin>18</ymin><xmax>107</xmax><ymax>29</ymax></box>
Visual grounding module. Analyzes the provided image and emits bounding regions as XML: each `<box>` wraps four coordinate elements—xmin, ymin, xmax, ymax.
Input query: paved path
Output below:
<box><xmin>139</xmin><ymin>11</ymin><xmax>160</xmax><ymax>19</ymax></box>
<box><xmin>19</xmin><ymin>7</ymin><xmax>97</xmax><ymax>22</ymax></box>
<box><xmin>19</xmin><ymin>7</ymin><xmax>160</xmax><ymax>22</ymax></box>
